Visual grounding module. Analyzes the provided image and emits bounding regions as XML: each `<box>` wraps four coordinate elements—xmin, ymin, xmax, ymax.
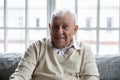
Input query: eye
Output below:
<box><xmin>52</xmin><ymin>24</ymin><xmax>59</xmax><ymax>30</ymax></box>
<box><xmin>63</xmin><ymin>25</ymin><xmax>68</xmax><ymax>30</ymax></box>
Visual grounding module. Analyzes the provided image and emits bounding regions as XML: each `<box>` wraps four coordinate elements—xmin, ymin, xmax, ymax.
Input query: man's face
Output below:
<box><xmin>49</xmin><ymin>13</ymin><xmax>78</xmax><ymax>49</ymax></box>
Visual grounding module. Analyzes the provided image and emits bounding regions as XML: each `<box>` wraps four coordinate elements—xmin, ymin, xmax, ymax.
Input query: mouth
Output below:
<box><xmin>55</xmin><ymin>36</ymin><xmax>65</xmax><ymax>39</ymax></box>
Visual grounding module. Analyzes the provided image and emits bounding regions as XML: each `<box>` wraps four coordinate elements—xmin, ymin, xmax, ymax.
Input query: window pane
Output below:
<box><xmin>100</xmin><ymin>30</ymin><xmax>119</xmax><ymax>55</ymax></box>
<box><xmin>100</xmin><ymin>0</ymin><xmax>119</xmax><ymax>28</ymax></box>
<box><xmin>78</xmin><ymin>0</ymin><xmax>97</xmax><ymax>8</ymax></box>
<box><xmin>0</xmin><ymin>0</ymin><xmax>4</xmax><ymax>27</ymax></box>
<box><xmin>7</xmin><ymin>44</ymin><xmax>25</xmax><ymax>53</ymax></box>
<box><xmin>0</xmin><ymin>13</ymin><xmax>3</xmax><ymax>27</ymax></box>
<box><xmin>56</xmin><ymin>0</ymin><xmax>75</xmax><ymax>10</ymax></box>
<box><xmin>28</xmin><ymin>0</ymin><xmax>47</xmax><ymax>28</ymax></box>
<box><xmin>28</xmin><ymin>10</ymin><xmax>47</xmax><ymax>28</ymax></box>
<box><xmin>0</xmin><ymin>29</ymin><xmax>4</xmax><ymax>40</ymax></box>
<box><xmin>0</xmin><ymin>0</ymin><xmax>4</xmax><ymax>7</ymax></box>
<box><xmin>7</xmin><ymin>30</ymin><xmax>25</xmax><ymax>53</ymax></box>
<box><xmin>0</xmin><ymin>30</ymin><xmax>4</xmax><ymax>53</ymax></box>
<box><xmin>29</xmin><ymin>0</ymin><xmax>47</xmax><ymax>8</ymax></box>
<box><xmin>0</xmin><ymin>43</ymin><xmax>4</xmax><ymax>53</ymax></box>
<box><xmin>8</xmin><ymin>30</ymin><xmax>25</xmax><ymax>40</ymax></box>
<box><xmin>101</xmin><ymin>0</ymin><xmax>119</xmax><ymax>7</ymax></box>
<box><xmin>7</xmin><ymin>0</ymin><xmax>25</xmax><ymax>8</ymax></box>
<box><xmin>7</xmin><ymin>0</ymin><xmax>25</xmax><ymax>28</ymax></box>
<box><xmin>0</xmin><ymin>0</ymin><xmax>4</xmax><ymax>53</ymax></box>
<box><xmin>29</xmin><ymin>30</ymin><xmax>47</xmax><ymax>44</ymax></box>
<box><xmin>78</xmin><ymin>0</ymin><xmax>97</xmax><ymax>28</ymax></box>
<box><xmin>77</xmin><ymin>30</ymin><xmax>96</xmax><ymax>54</ymax></box>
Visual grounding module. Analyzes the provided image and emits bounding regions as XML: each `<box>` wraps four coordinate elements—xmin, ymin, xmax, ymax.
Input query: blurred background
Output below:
<box><xmin>0</xmin><ymin>0</ymin><xmax>119</xmax><ymax>55</ymax></box>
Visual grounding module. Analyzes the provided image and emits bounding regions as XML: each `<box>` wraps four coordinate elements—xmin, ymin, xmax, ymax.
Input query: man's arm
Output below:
<box><xmin>9</xmin><ymin>42</ymin><xmax>40</xmax><ymax>80</ymax></box>
<box><xmin>81</xmin><ymin>43</ymin><xmax>99</xmax><ymax>80</ymax></box>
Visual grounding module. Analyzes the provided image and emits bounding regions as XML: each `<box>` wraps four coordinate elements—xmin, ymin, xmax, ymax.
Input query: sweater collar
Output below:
<box><xmin>48</xmin><ymin>37</ymin><xmax>81</xmax><ymax>50</ymax></box>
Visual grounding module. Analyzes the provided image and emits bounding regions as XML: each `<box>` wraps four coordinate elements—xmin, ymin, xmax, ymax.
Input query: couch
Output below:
<box><xmin>96</xmin><ymin>54</ymin><xmax>120</xmax><ymax>80</ymax></box>
<box><xmin>0</xmin><ymin>53</ymin><xmax>120</xmax><ymax>80</ymax></box>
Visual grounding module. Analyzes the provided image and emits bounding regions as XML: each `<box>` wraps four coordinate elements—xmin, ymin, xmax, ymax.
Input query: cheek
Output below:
<box><xmin>65</xmin><ymin>32</ymin><xmax>73</xmax><ymax>40</ymax></box>
<box><xmin>51</xmin><ymin>30</ymin><xmax>56</xmax><ymax>36</ymax></box>
<box><xmin>66</xmin><ymin>30</ymin><xmax>74</xmax><ymax>36</ymax></box>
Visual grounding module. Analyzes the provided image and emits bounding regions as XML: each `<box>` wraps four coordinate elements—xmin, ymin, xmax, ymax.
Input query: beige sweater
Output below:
<box><xmin>10</xmin><ymin>38</ymin><xmax>99</xmax><ymax>80</ymax></box>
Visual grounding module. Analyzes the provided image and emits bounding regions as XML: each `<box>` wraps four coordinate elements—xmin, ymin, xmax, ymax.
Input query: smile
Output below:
<box><xmin>55</xmin><ymin>36</ymin><xmax>65</xmax><ymax>39</ymax></box>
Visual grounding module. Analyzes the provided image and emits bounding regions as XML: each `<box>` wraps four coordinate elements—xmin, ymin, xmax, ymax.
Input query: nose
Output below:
<box><xmin>58</xmin><ymin>26</ymin><xmax>63</xmax><ymax>34</ymax></box>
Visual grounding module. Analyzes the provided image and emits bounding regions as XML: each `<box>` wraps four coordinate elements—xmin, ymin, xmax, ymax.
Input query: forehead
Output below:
<box><xmin>52</xmin><ymin>13</ymin><xmax>74</xmax><ymax>24</ymax></box>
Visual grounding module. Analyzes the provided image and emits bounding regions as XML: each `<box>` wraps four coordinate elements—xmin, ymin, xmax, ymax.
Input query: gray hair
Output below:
<box><xmin>50</xmin><ymin>8</ymin><xmax>77</xmax><ymax>25</ymax></box>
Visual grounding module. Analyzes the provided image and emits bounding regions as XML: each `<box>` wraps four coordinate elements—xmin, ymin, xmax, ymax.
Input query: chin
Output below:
<box><xmin>56</xmin><ymin>44</ymin><xmax>66</xmax><ymax>49</ymax></box>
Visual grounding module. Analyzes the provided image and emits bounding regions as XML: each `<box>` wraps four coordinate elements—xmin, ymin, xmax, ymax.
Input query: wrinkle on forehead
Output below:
<box><xmin>52</xmin><ymin>13</ymin><xmax>74</xmax><ymax>25</ymax></box>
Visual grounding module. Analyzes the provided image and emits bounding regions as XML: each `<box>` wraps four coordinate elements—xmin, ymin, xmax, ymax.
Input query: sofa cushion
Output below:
<box><xmin>0</xmin><ymin>53</ymin><xmax>120</xmax><ymax>80</ymax></box>
<box><xmin>0</xmin><ymin>53</ymin><xmax>21</xmax><ymax>80</ymax></box>
<box><xmin>96</xmin><ymin>54</ymin><xmax>120</xmax><ymax>80</ymax></box>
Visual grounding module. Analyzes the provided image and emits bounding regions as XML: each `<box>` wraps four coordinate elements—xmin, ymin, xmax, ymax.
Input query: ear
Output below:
<box><xmin>49</xmin><ymin>23</ymin><xmax>52</xmax><ymax>30</ymax></box>
<box><xmin>74</xmin><ymin>25</ymin><xmax>78</xmax><ymax>34</ymax></box>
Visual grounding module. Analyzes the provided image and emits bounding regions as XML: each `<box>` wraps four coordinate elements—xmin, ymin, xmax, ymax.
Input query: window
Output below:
<box><xmin>0</xmin><ymin>0</ymin><xmax>120</xmax><ymax>55</ymax></box>
<box><xmin>86</xmin><ymin>17</ymin><xmax>92</xmax><ymax>28</ymax></box>
<box><xmin>56</xmin><ymin>0</ymin><xmax>75</xmax><ymax>10</ymax></box>
<box><xmin>56</xmin><ymin>0</ymin><xmax>120</xmax><ymax>55</ymax></box>
<box><xmin>99</xmin><ymin>0</ymin><xmax>119</xmax><ymax>55</ymax></box>
<box><xmin>6</xmin><ymin>0</ymin><xmax>25</xmax><ymax>53</ymax></box>
<box><xmin>0</xmin><ymin>0</ymin><xmax>4</xmax><ymax>53</ymax></box>
<box><xmin>107</xmin><ymin>17</ymin><xmax>112</xmax><ymax>28</ymax></box>
<box><xmin>0</xmin><ymin>0</ymin><xmax>47</xmax><ymax>53</ymax></box>
<box><xmin>28</xmin><ymin>0</ymin><xmax>47</xmax><ymax>44</ymax></box>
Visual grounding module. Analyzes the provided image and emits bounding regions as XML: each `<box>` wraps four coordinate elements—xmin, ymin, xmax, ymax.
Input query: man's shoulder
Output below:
<box><xmin>28</xmin><ymin>37</ymin><xmax>50</xmax><ymax>48</ymax></box>
<box><xmin>76</xmin><ymin>41</ymin><xmax>89</xmax><ymax>49</ymax></box>
<box><xmin>34</xmin><ymin>37</ymin><xmax>49</xmax><ymax>44</ymax></box>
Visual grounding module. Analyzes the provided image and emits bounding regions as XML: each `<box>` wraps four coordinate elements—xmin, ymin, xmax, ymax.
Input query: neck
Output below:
<box><xmin>51</xmin><ymin>39</ymin><xmax>73</xmax><ymax>49</ymax></box>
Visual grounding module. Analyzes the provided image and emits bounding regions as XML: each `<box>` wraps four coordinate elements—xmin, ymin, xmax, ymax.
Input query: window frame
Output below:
<box><xmin>0</xmin><ymin>0</ymin><xmax>120</xmax><ymax>55</ymax></box>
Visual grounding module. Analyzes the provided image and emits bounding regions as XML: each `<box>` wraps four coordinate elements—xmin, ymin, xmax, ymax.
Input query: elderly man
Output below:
<box><xmin>10</xmin><ymin>8</ymin><xmax>99</xmax><ymax>80</ymax></box>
